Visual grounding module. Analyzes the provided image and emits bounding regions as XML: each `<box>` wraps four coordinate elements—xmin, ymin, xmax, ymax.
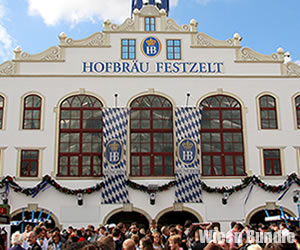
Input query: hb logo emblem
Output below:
<box><xmin>106</xmin><ymin>139</ymin><xmax>123</xmax><ymax>166</ymax></box>
<box><xmin>141</xmin><ymin>37</ymin><xmax>161</xmax><ymax>57</ymax></box>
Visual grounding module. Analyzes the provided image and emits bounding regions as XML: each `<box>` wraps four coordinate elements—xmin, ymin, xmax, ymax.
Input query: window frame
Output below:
<box><xmin>129</xmin><ymin>94</ymin><xmax>174</xmax><ymax>177</ymax></box>
<box><xmin>262</xmin><ymin>148</ymin><xmax>283</xmax><ymax>176</ymax></box>
<box><xmin>57</xmin><ymin>94</ymin><xmax>103</xmax><ymax>178</ymax></box>
<box><xmin>21</xmin><ymin>93</ymin><xmax>43</xmax><ymax>130</ymax></box>
<box><xmin>200</xmin><ymin>95</ymin><xmax>246</xmax><ymax>177</ymax></box>
<box><xmin>144</xmin><ymin>17</ymin><xmax>156</xmax><ymax>32</ymax></box>
<box><xmin>20</xmin><ymin>150</ymin><xmax>39</xmax><ymax>177</ymax></box>
<box><xmin>121</xmin><ymin>39</ymin><xmax>136</xmax><ymax>60</ymax></box>
<box><xmin>295</xmin><ymin>94</ymin><xmax>300</xmax><ymax>129</ymax></box>
<box><xmin>0</xmin><ymin>95</ymin><xmax>5</xmax><ymax>130</ymax></box>
<box><xmin>257</xmin><ymin>94</ymin><xmax>279</xmax><ymax>130</ymax></box>
<box><xmin>166</xmin><ymin>39</ymin><xmax>181</xmax><ymax>60</ymax></box>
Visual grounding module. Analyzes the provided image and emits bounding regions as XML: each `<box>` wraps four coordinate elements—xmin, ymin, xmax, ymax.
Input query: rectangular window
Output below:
<box><xmin>0</xmin><ymin>96</ymin><xmax>4</xmax><ymax>129</ymax></box>
<box><xmin>145</xmin><ymin>17</ymin><xmax>155</xmax><ymax>32</ymax></box>
<box><xmin>263</xmin><ymin>149</ymin><xmax>282</xmax><ymax>176</ymax></box>
<box><xmin>121</xmin><ymin>39</ymin><xmax>136</xmax><ymax>60</ymax></box>
<box><xmin>20</xmin><ymin>150</ymin><xmax>39</xmax><ymax>177</ymax></box>
<box><xmin>167</xmin><ymin>40</ymin><xmax>181</xmax><ymax>60</ymax></box>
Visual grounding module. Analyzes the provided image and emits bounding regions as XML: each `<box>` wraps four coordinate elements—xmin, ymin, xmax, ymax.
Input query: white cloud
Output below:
<box><xmin>28</xmin><ymin>0</ymin><xmax>180</xmax><ymax>26</ymax></box>
<box><xmin>295</xmin><ymin>60</ymin><xmax>300</xmax><ymax>66</ymax></box>
<box><xmin>0</xmin><ymin>2</ymin><xmax>14</xmax><ymax>62</ymax></box>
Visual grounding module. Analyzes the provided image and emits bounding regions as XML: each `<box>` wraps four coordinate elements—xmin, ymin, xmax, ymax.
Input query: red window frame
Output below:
<box><xmin>259</xmin><ymin>95</ymin><xmax>278</xmax><ymax>129</ymax></box>
<box><xmin>20</xmin><ymin>150</ymin><xmax>39</xmax><ymax>177</ymax></box>
<box><xmin>23</xmin><ymin>95</ymin><xmax>41</xmax><ymax>129</ymax></box>
<box><xmin>263</xmin><ymin>149</ymin><xmax>282</xmax><ymax>176</ymax></box>
<box><xmin>296</xmin><ymin>95</ymin><xmax>300</xmax><ymax>129</ymax></box>
<box><xmin>130</xmin><ymin>95</ymin><xmax>174</xmax><ymax>177</ymax></box>
<box><xmin>58</xmin><ymin>95</ymin><xmax>103</xmax><ymax>177</ymax></box>
<box><xmin>0</xmin><ymin>95</ymin><xmax>4</xmax><ymax>129</ymax></box>
<box><xmin>200</xmin><ymin>95</ymin><xmax>246</xmax><ymax>176</ymax></box>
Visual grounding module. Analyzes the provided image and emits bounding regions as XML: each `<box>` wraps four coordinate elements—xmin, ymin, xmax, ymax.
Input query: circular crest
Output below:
<box><xmin>141</xmin><ymin>36</ymin><xmax>162</xmax><ymax>57</ymax></box>
<box><xmin>177</xmin><ymin>138</ymin><xmax>198</xmax><ymax>165</ymax></box>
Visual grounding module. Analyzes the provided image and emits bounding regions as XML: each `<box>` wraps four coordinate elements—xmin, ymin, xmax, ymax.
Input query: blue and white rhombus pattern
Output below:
<box><xmin>175</xmin><ymin>107</ymin><xmax>203</xmax><ymax>203</ymax></box>
<box><xmin>101</xmin><ymin>108</ymin><xmax>130</xmax><ymax>204</ymax></box>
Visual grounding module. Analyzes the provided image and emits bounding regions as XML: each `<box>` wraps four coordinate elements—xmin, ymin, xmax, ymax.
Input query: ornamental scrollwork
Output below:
<box><xmin>0</xmin><ymin>61</ymin><xmax>16</xmax><ymax>75</ymax></box>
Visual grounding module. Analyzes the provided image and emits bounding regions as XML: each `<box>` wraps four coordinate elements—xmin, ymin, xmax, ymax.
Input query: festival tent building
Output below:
<box><xmin>0</xmin><ymin>0</ymin><xmax>300</xmax><ymax>231</ymax></box>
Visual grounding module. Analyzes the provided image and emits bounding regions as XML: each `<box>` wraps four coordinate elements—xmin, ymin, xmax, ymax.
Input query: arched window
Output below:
<box><xmin>259</xmin><ymin>95</ymin><xmax>278</xmax><ymax>129</ymax></box>
<box><xmin>58</xmin><ymin>95</ymin><xmax>103</xmax><ymax>177</ymax></box>
<box><xmin>200</xmin><ymin>95</ymin><xmax>245</xmax><ymax>176</ymax></box>
<box><xmin>130</xmin><ymin>95</ymin><xmax>173</xmax><ymax>176</ymax></box>
<box><xmin>296</xmin><ymin>95</ymin><xmax>300</xmax><ymax>129</ymax></box>
<box><xmin>23</xmin><ymin>94</ymin><xmax>41</xmax><ymax>129</ymax></box>
<box><xmin>0</xmin><ymin>95</ymin><xmax>4</xmax><ymax>129</ymax></box>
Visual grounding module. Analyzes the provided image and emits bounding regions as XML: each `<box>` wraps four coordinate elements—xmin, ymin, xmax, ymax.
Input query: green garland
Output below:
<box><xmin>0</xmin><ymin>173</ymin><xmax>299</xmax><ymax>197</ymax></box>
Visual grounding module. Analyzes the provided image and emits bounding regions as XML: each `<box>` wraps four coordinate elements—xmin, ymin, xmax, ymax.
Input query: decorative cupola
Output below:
<box><xmin>131</xmin><ymin>0</ymin><xmax>169</xmax><ymax>16</ymax></box>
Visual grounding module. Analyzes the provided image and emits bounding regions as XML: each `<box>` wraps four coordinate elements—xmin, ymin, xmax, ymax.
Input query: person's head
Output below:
<box><xmin>68</xmin><ymin>226</ymin><xmax>74</xmax><ymax>234</ymax></box>
<box><xmin>123</xmin><ymin>239</ymin><xmax>136</xmax><ymax>250</ymax></box>
<box><xmin>264</xmin><ymin>242</ymin><xmax>297</xmax><ymax>250</ymax></box>
<box><xmin>161</xmin><ymin>226</ymin><xmax>169</xmax><ymax>236</ymax></box>
<box><xmin>280</xmin><ymin>223</ymin><xmax>287</xmax><ymax>230</ymax></box>
<box><xmin>130</xmin><ymin>223</ymin><xmax>139</xmax><ymax>234</ymax></box>
<box><xmin>217</xmin><ymin>241</ymin><xmax>229</xmax><ymax>250</ymax></box>
<box><xmin>52</xmin><ymin>231</ymin><xmax>61</xmax><ymax>244</ymax></box>
<box><xmin>184</xmin><ymin>220</ymin><xmax>193</xmax><ymax>229</ymax></box>
<box><xmin>97</xmin><ymin>235</ymin><xmax>115</xmax><ymax>250</ymax></box>
<box><xmin>150</xmin><ymin>220</ymin><xmax>156</xmax><ymax>228</ymax></box>
<box><xmin>25</xmin><ymin>224</ymin><xmax>33</xmax><ymax>233</ymax></box>
<box><xmin>117</xmin><ymin>223</ymin><xmax>126</xmax><ymax>233</ymax></box>
<box><xmin>247</xmin><ymin>244</ymin><xmax>262</xmax><ymax>250</ymax></box>
<box><xmin>131</xmin><ymin>234</ymin><xmax>139</xmax><ymax>245</ymax></box>
<box><xmin>112</xmin><ymin>228</ymin><xmax>121</xmax><ymax>238</ymax></box>
<box><xmin>233</xmin><ymin>223</ymin><xmax>243</xmax><ymax>233</ymax></box>
<box><xmin>27</xmin><ymin>231</ymin><xmax>38</xmax><ymax>246</ymax></box>
<box><xmin>152</xmin><ymin>232</ymin><xmax>161</xmax><ymax>245</ymax></box>
<box><xmin>203</xmin><ymin>242</ymin><xmax>222</xmax><ymax>250</ymax></box>
<box><xmin>169</xmin><ymin>227</ymin><xmax>178</xmax><ymax>236</ymax></box>
<box><xmin>11</xmin><ymin>231</ymin><xmax>24</xmax><ymax>246</ymax></box>
<box><xmin>168</xmin><ymin>235</ymin><xmax>181</xmax><ymax>250</ymax></box>
<box><xmin>139</xmin><ymin>236</ymin><xmax>153</xmax><ymax>250</ymax></box>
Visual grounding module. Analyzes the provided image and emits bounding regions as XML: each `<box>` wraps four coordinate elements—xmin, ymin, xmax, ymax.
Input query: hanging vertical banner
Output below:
<box><xmin>175</xmin><ymin>107</ymin><xmax>202</xmax><ymax>203</ymax></box>
<box><xmin>101</xmin><ymin>108</ymin><xmax>130</xmax><ymax>204</ymax></box>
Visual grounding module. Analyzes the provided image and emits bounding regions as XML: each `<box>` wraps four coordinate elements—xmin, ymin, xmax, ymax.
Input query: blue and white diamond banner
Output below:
<box><xmin>175</xmin><ymin>107</ymin><xmax>202</xmax><ymax>203</ymax></box>
<box><xmin>101</xmin><ymin>108</ymin><xmax>129</xmax><ymax>204</ymax></box>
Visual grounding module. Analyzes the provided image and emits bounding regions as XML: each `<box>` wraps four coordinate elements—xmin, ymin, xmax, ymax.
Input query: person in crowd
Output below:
<box><xmin>98</xmin><ymin>226</ymin><xmax>108</xmax><ymax>238</ymax></box>
<box><xmin>191</xmin><ymin>229</ymin><xmax>207</xmax><ymax>250</ymax></box>
<box><xmin>160</xmin><ymin>226</ymin><xmax>169</xmax><ymax>246</ymax></box>
<box><xmin>123</xmin><ymin>239</ymin><xmax>136</xmax><ymax>250</ymax></box>
<box><xmin>140</xmin><ymin>237</ymin><xmax>153</xmax><ymax>250</ymax></box>
<box><xmin>112</xmin><ymin>227</ymin><xmax>122</xmax><ymax>250</ymax></box>
<box><xmin>225</xmin><ymin>223</ymin><xmax>243</xmax><ymax>250</ymax></box>
<box><xmin>279</xmin><ymin>223</ymin><xmax>290</xmax><ymax>237</ymax></box>
<box><xmin>86</xmin><ymin>225</ymin><xmax>99</xmax><ymax>243</ymax></box>
<box><xmin>48</xmin><ymin>231</ymin><xmax>63</xmax><ymax>250</ymax></box>
<box><xmin>67</xmin><ymin>227</ymin><xmax>74</xmax><ymax>239</ymax></box>
<box><xmin>26</xmin><ymin>231</ymin><xmax>41</xmax><ymax>250</ymax></box>
<box><xmin>168</xmin><ymin>235</ymin><xmax>183</xmax><ymax>250</ymax></box>
<box><xmin>152</xmin><ymin>232</ymin><xmax>164</xmax><ymax>250</ymax></box>
<box><xmin>127</xmin><ymin>223</ymin><xmax>143</xmax><ymax>240</ymax></box>
<box><xmin>97</xmin><ymin>235</ymin><xmax>115</xmax><ymax>250</ymax></box>
<box><xmin>131</xmin><ymin>234</ymin><xmax>140</xmax><ymax>250</ymax></box>
<box><xmin>203</xmin><ymin>242</ymin><xmax>222</xmax><ymax>250</ymax></box>
<box><xmin>116</xmin><ymin>223</ymin><xmax>127</xmax><ymax>242</ymax></box>
<box><xmin>264</xmin><ymin>242</ymin><xmax>297</xmax><ymax>250</ymax></box>
<box><xmin>294</xmin><ymin>230</ymin><xmax>300</xmax><ymax>250</ymax></box>
<box><xmin>217</xmin><ymin>241</ymin><xmax>229</xmax><ymax>250</ymax></box>
<box><xmin>8</xmin><ymin>231</ymin><xmax>25</xmax><ymax>250</ymax></box>
<box><xmin>246</xmin><ymin>244</ymin><xmax>262</xmax><ymax>250</ymax></box>
<box><xmin>150</xmin><ymin>220</ymin><xmax>158</xmax><ymax>234</ymax></box>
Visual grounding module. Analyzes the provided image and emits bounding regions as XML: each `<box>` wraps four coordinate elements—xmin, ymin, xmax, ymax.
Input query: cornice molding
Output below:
<box><xmin>0</xmin><ymin>61</ymin><xmax>16</xmax><ymax>75</ymax></box>
<box><xmin>14</xmin><ymin>46</ymin><xmax>64</xmax><ymax>62</ymax></box>
<box><xmin>282</xmin><ymin>62</ymin><xmax>300</xmax><ymax>76</ymax></box>
<box><xmin>59</xmin><ymin>32</ymin><xmax>111</xmax><ymax>48</ymax></box>
<box><xmin>191</xmin><ymin>32</ymin><xmax>239</xmax><ymax>48</ymax></box>
<box><xmin>235</xmin><ymin>47</ymin><xmax>284</xmax><ymax>63</ymax></box>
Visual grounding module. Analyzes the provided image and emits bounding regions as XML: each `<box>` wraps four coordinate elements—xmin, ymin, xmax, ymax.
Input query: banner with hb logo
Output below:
<box><xmin>175</xmin><ymin>107</ymin><xmax>203</xmax><ymax>203</ymax></box>
<box><xmin>101</xmin><ymin>108</ymin><xmax>130</xmax><ymax>204</ymax></box>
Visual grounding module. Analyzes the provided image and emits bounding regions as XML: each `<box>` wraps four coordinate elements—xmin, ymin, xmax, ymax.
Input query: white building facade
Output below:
<box><xmin>0</xmin><ymin>2</ymin><xmax>300</xmax><ymax>231</ymax></box>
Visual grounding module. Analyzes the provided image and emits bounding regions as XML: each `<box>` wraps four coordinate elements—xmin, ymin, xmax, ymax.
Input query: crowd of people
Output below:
<box><xmin>7</xmin><ymin>220</ymin><xmax>300</xmax><ymax>250</ymax></box>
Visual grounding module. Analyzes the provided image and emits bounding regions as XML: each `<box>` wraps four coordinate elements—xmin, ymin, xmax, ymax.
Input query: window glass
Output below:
<box><xmin>23</xmin><ymin>95</ymin><xmax>41</xmax><ymax>129</ymax></box>
<box><xmin>58</xmin><ymin>95</ymin><xmax>103</xmax><ymax>177</ymax></box>
<box><xmin>121</xmin><ymin>39</ymin><xmax>136</xmax><ymax>59</ymax></box>
<box><xmin>130</xmin><ymin>95</ymin><xmax>173</xmax><ymax>176</ymax></box>
<box><xmin>200</xmin><ymin>95</ymin><xmax>245</xmax><ymax>176</ymax></box>
<box><xmin>20</xmin><ymin>150</ymin><xmax>39</xmax><ymax>177</ymax></box>
<box><xmin>259</xmin><ymin>95</ymin><xmax>278</xmax><ymax>129</ymax></box>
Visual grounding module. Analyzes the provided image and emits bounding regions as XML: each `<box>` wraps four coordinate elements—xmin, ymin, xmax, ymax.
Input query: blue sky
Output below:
<box><xmin>0</xmin><ymin>0</ymin><xmax>300</xmax><ymax>65</ymax></box>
